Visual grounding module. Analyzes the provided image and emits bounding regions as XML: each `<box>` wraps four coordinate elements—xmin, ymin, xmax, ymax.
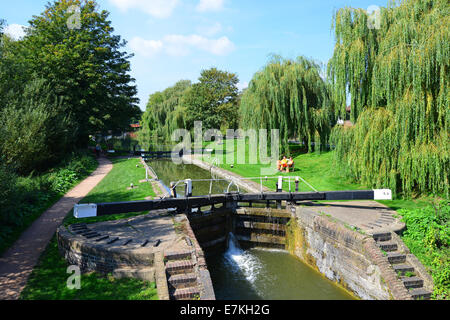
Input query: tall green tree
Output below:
<box><xmin>184</xmin><ymin>68</ymin><xmax>240</xmax><ymax>132</ymax></box>
<box><xmin>240</xmin><ymin>55</ymin><xmax>332</xmax><ymax>154</ymax></box>
<box><xmin>20</xmin><ymin>0</ymin><xmax>141</xmax><ymax>145</ymax></box>
<box><xmin>138</xmin><ymin>80</ymin><xmax>192</xmax><ymax>149</ymax></box>
<box><xmin>328</xmin><ymin>0</ymin><xmax>449</xmax><ymax>196</ymax></box>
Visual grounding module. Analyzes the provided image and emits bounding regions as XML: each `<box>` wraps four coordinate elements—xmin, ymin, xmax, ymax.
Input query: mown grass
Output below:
<box><xmin>64</xmin><ymin>157</ymin><xmax>157</xmax><ymax>226</ymax></box>
<box><xmin>202</xmin><ymin>139</ymin><xmax>367</xmax><ymax>192</ymax></box>
<box><xmin>20</xmin><ymin>157</ymin><xmax>159</xmax><ymax>300</ymax></box>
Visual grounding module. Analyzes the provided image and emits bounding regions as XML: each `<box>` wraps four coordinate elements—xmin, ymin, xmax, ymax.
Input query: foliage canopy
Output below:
<box><xmin>328</xmin><ymin>0</ymin><xmax>449</xmax><ymax>197</ymax></box>
<box><xmin>240</xmin><ymin>55</ymin><xmax>333</xmax><ymax>154</ymax></box>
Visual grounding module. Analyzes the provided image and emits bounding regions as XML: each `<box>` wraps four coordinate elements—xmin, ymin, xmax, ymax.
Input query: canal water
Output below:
<box><xmin>146</xmin><ymin>159</ymin><xmax>355</xmax><ymax>300</ymax></box>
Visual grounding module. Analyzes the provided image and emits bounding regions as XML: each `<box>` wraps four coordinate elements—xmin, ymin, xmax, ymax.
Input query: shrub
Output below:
<box><xmin>0</xmin><ymin>163</ymin><xmax>19</xmax><ymax>226</ymax></box>
<box><xmin>0</xmin><ymin>151</ymin><xmax>97</xmax><ymax>255</ymax></box>
<box><xmin>399</xmin><ymin>202</ymin><xmax>450</xmax><ymax>299</ymax></box>
<box><xmin>0</xmin><ymin>79</ymin><xmax>76</xmax><ymax>175</ymax></box>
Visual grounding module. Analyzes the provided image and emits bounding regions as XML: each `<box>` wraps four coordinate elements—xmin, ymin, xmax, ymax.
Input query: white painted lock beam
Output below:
<box><xmin>373</xmin><ymin>189</ymin><xmax>392</xmax><ymax>200</ymax></box>
<box><xmin>74</xmin><ymin>204</ymin><xmax>98</xmax><ymax>218</ymax></box>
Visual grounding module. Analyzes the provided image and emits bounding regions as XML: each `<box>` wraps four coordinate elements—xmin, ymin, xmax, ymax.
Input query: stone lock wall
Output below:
<box><xmin>57</xmin><ymin>226</ymin><xmax>154</xmax><ymax>274</ymax></box>
<box><xmin>287</xmin><ymin>206</ymin><xmax>393</xmax><ymax>300</ymax></box>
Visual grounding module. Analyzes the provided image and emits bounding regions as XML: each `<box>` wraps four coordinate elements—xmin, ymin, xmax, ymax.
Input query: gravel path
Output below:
<box><xmin>0</xmin><ymin>157</ymin><xmax>113</xmax><ymax>300</ymax></box>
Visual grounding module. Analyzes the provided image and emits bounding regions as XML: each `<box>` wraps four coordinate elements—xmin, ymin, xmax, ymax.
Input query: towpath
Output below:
<box><xmin>0</xmin><ymin>157</ymin><xmax>113</xmax><ymax>300</ymax></box>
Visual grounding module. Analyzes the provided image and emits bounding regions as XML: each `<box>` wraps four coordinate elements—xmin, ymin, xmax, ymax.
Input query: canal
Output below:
<box><xmin>146</xmin><ymin>159</ymin><xmax>355</xmax><ymax>300</ymax></box>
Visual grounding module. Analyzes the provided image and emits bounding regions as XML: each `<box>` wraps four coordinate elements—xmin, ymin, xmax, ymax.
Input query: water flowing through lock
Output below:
<box><xmin>224</xmin><ymin>233</ymin><xmax>263</xmax><ymax>285</ymax></box>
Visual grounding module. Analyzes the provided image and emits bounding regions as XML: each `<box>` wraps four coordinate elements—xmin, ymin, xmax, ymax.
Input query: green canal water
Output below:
<box><xmin>146</xmin><ymin>159</ymin><xmax>355</xmax><ymax>300</ymax></box>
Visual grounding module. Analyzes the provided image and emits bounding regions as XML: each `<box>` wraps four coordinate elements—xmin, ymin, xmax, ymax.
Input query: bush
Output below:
<box><xmin>47</xmin><ymin>152</ymin><xmax>98</xmax><ymax>194</ymax></box>
<box><xmin>0</xmin><ymin>151</ymin><xmax>97</xmax><ymax>255</ymax></box>
<box><xmin>0</xmin><ymin>163</ymin><xmax>19</xmax><ymax>226</ymax></box>
<box><xmin>0</xmin><ymin>79</ymin><xmax>76</xmax><ymax>175</ymax></box>
<box><xmin>399</xmin><ymin>202</ymin><xmax>450</xmax><ymax>299</ymax></box>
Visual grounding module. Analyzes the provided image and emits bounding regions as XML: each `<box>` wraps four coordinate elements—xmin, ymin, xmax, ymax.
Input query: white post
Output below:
<box><xmin>277</xmin><ymin>176</ymin><xmax>283</xmax><ymax>192</ymax></box>
<box><xmin>185</xmin><ymin>179</ymin><xmax>193</xmax><ymax>197</ymax></box>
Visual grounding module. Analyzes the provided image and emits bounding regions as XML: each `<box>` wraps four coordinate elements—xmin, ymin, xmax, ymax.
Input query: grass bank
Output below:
<box><xmin>201</xmin><ymin>140</ymin><xmax>367</xmax><ymax>192</ymax></box>
<box><xmin>20</xmin><ymin>157</ymin><xmax>158</xmax><ymax>300</ymax></box>
<box><xmin>64</xmin><ymin>157</ymin><xmax>157</xmax><ymax>226</ymax></box>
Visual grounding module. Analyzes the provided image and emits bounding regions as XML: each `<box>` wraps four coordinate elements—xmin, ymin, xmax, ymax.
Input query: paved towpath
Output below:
<box><xmin>0</xmin><ymin>157</ymin><xmax>113</xmax><ymax>300</ymax></box>
<box><xmin>304</xmin><ymin>200</ymin><xmax>405</xmax><ymax>234</ymax></box>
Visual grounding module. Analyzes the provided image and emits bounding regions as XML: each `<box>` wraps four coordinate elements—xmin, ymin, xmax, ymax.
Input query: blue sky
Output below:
<box><xmin>2</xmin><ymin>0</ymin><xmax>388</xmax><ymax>110</ymax></box>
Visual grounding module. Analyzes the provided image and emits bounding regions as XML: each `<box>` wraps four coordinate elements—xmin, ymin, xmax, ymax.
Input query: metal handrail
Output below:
<box><xmin>144</xmin><ymin>164</ymin><xmax>159</xmax><ymax>181</ymax></box>
<box><xmin>162</xmin><ymin>175</ymin><xmax>318</xmax><ymax>197</ymax></box>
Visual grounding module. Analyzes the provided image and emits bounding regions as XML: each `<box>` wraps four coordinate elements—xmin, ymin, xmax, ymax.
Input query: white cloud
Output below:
<box><xmin>129</xmin><ymin>34</ymin><xmax>235</xmax><ymax>57</ymax></box>
<box><xmin>198</xmin><ymin>22</ymin><xmax>222</xmax><ymax>36</ymax></box>
<box><xmin>196</xmin><ymin>0</ymin><xmax>225</xmax><ymax>12</ymax></box>
<box><xmin>129</xmin><ymin>37</ymin><xmax>164</xmax><ymax>57</ymax></box>
<box><xmin>109</xmin><ymin>0</ymin><xmax>178</xmax><ymax>18</ymax></box>
<box><xmin>4</xmin><ymin>24</ymin><xmax>27</xmax><ymax>40</ymax></box>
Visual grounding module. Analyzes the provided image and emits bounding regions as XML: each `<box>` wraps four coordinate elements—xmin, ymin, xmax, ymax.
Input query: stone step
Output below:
<box><xmin>171</xmin><ymin>287</ymin><xmax>201</xmax><ymax>300</ymax></box>
<box><xmin>387</xmin><ymin>252</ymin><xmax>406</xmax><ymax>264</ymax></box>
<box><xmin>393</xmin><ymin>264</ymin><xmax>415</xmax><ymax>275</ymax></box>
<box><xmin>164</xmin><ymin>250</ymin><xmax>192</xmax><ymax>261</ymax></box>
<box><xmin>168</xmin><ymin>273</ymin><xmax>198</xmax><ymax>289</ymax></box>
<box><xmin>402</xmin><ymin>277</ymin><xmax>424</xmax><ymax>289</ymax></box>
<box><xmin>112</xmin><ymin>267</ymin><xmax>155</xmax><ymax>282</ymax></box>
<box><xmin>377</xmin><ymin>217</ymin><xmax>395</xmax><ymax>221</ymax></box>
<box><xmin>410</xmin><ymin>288</ymin><xmax>432</xmax><ymax>300</ymax></box>
<box><xmin>165</xmin><ymin>260</ymin><xmax>195</xmax><ymax>275</ymax></box>
<box><xmin>377</xmin><ymin>242</ymin><xmax>398</xmax><ymax>252</ymax></box>
<box><xmin>372</xmin><ymin>232</ymin><xmax>392</xmax><ymax>242</ymax></box>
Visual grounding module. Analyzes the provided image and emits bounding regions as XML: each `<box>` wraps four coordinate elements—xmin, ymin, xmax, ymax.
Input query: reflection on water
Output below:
<box><xmin>146</xmin><ymin>160</ymin><xmax>233</xmax><ymax>196</ymax></box>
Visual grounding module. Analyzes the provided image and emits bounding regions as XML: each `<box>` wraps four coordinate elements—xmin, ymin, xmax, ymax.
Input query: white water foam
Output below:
<box><xmin>224</xmin><ymin>233</ymin><xmax>263</xmax><ymax>284</ymax></box>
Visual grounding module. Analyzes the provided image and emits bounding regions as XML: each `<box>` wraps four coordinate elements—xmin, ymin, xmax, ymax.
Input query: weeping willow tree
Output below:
<box><xmin>329</xmin><ymin>0</ymin><xmax>449</xmax><ymax>197</ymax></box>
<box><xmin>240</xmin><ymin>55</ymin><xmax>333</xmax><ymax>154</ymax></box>
<box><xmin>138</xmin><ymin>80</ymin><xmax>191</xmax><ymax>149</ymax></box>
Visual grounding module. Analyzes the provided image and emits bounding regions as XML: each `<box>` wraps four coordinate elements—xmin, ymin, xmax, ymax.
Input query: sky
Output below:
<box><xmin>1</xmin><ymin>0</ymin><xmax>388</xmax><ymax>111</ymax></box>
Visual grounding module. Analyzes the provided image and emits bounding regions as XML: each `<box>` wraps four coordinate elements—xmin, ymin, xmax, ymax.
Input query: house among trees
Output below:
<box><xmin>128</xmin><ymin>123</ymin><xmax>141</xmax><ymax>139</ymax></box>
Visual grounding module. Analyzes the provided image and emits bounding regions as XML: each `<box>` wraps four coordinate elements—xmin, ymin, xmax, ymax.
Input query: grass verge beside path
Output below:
<box><xmin>20</xmin><ymin>157</ymin><xmax>158</xmax><ymax>300</ymax></box>
<box><xmin>64</xmin><ymin>157</ymin><xmax>157</xmax><ymax>226</ymax></box>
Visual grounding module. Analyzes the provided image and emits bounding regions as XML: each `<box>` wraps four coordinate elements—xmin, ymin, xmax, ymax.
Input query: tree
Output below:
<box><xmin>138</xmin><ymin>80</ymin><xmax>191</xmax><ymax>148</ymax></box>
<box><xmin>240</xmin><ymin>55</ymin><xmax>332</xmax><ymax>154</ymax></box>
<box><xmin>0</xmin><ymin>79</ymin><xmax>74</xmax><ymax>174</ymax></box>
<box><xmin>184</xmin><ymin>68</ymin><xmax>240</xmax><ymax>132</ymax></box>
<box><xmin>20</xmin><ymin>0</ymin><xmax>141</xmax><ymax>145</ymax></box>
<box><xmin>328</xmin><ymin>0</ymin><xmax>449</xmax><ymax>197</ymax></box>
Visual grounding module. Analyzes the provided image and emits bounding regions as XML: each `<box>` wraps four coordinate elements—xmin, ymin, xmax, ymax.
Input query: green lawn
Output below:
<box><xmin>202</xmin><ymin>140</ymin><xmax>367</xmax><ymax>192</ymax></box>
<box><xmin>20</xmin><ymin>157</ymin><xmax>158</xmax><ymax>300</ymax></box>
<box><xmin>64</xmin><ymin>157</ymin><xmax>157</xmax><ymax>226</ymax></box>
